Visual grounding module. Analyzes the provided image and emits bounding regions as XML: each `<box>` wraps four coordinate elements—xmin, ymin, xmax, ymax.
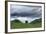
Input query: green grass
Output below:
<box><xmin>11</xmin><ymin>21</ymin><xmax>42</xmax><ymax>29</ymax></box>
<box><xmin>11</xmin><ymin>18</ymin><xmax>42</xmax><ymax>29</ymax></box>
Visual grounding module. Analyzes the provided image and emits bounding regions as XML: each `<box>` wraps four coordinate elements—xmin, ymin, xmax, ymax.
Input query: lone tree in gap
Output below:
<box><xmin>25</xmin><ymin>20</ymin><xmax>28</xmax><ymax>23</ymax></box>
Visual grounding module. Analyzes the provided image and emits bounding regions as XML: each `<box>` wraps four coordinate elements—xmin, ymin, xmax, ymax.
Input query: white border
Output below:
<box><xmin>8</xmin><ymin>2</ymin><xmax>44</xmax><ymax>32</ymax></box>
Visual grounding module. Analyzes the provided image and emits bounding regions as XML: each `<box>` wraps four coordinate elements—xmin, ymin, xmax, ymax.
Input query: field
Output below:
<box><xmin>11</xmin><ymin>18</ymin><xmax>42</xmax><ymax>29</ymax></box>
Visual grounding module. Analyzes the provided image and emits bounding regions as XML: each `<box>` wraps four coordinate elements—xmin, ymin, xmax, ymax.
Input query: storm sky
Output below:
<box><xmin>10</xmin><ymin>4</ymin><xmax>42</xmax><ymax>23</ymax></box>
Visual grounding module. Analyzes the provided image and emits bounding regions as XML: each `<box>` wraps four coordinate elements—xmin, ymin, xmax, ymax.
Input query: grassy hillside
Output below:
<box><xmin>30</xmin><ymin>18</ymin><xmax>42</xmax><ymax>24</ymax></box>
<box><xmin>11</xmin><ymin>18</ymin><xmax>42</xmax><ymax>29</ymax></box>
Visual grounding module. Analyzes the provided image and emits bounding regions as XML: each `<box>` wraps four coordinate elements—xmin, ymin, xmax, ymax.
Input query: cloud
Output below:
<box><xmin>10</xmin><ymin>4</ymin><xmax>42</xmax><ymax>18</ymax></box>
<box><xmin>10</xmin><ymin>4</ymin><xmax>42</xmax><ymax>23</ymax></box>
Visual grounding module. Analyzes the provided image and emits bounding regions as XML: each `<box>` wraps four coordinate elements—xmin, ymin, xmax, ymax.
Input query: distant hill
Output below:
<box><xmin>11</xmin><ymin>19</ymin><xmax>22</xmax><ymax>23</ymax></box>
<box><xmin>11</xmin><ymin>18</ymin><xmax>42</xmax><ymax>29</ymax></box>
<box><xmin>30</xmin><ymin>18</ymin><xmax>42</xmax><ymax>24</ymax></box>
<box><xmin>11</xmin><ymin>18</ymin><xmax>42</xmax><ymax>24</ymax></box>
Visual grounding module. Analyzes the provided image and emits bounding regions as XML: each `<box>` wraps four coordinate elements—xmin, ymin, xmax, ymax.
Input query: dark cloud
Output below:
<box><xmin>10</xmin><ymin>4</ymin><xmax>42</xmax><ymax>18</ymax></box>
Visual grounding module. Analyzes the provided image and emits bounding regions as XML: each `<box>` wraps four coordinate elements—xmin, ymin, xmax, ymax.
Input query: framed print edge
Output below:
<box><xmin>5</xmin><ymin>1</ymin><xmax>45</xmax><ymax>33</ymax></box>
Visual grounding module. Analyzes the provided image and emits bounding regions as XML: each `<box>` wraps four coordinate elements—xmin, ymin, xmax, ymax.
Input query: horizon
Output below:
<box><xmin>10</xmin><ymin>4</ymin><xmax>42</xmax><ymax>23</ymax></box>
